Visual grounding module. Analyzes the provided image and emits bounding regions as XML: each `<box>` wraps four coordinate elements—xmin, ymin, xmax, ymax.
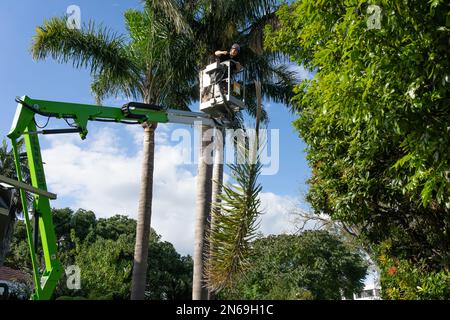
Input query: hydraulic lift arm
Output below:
<box><xmin>7</xmin><ymin>96</ymin><xmax>227</xmax><ymax>300</ymax></box>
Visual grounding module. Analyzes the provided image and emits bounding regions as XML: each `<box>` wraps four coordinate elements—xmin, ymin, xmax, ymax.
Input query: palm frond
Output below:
<box><xmin>161</xmin><ymin>80</ymin><xmax>198</xmax><ymax>111</ymax></box>
<box><xmin>240</xmin><ymin>60</ymin><xmax>298</xmax><ymax>121</ymax></box>
<box><xmin>125</xmin><ymin>6</ymin><xmax>197</xmax><ymax>108</ymax></box>
<box><xmin>0</xmin><ymin>140</ymin><xmax>19</xmax><ymax>179</ymax></box>
<box><xmin>212</xmin><ymin>0</ymin><xmax>279</xmax><ymax>29</ymax></box>
<box><xmin>242</xmin><ymin>96</ymin><xmax>269</xmax><ymax>124</ymax></box>
<box><xmin>240</xmin><ymin>12</ymin><xmax>279</xmax><ymax>54</ymax></box>
<box><xmin>0</xmin><ymin>139</ymin><xmax>29</xmax><ymax>183</ymax></box>
<box><xmin>91</xmin><ymin>68</ymin><xmax>142</xmax><ymax>105</ymax></box>
<box><xmin>140</xmin><ymin>0</ymin><xmax>296</xmax><ymax>111</ymax></box>
<box><xmin>31</xmin><ymin>17</ymin><xmax>138</xmax><ymax>82</ymax></box>
<box><xmin>145</xmin><ymin>0</ymin><xmax>194</xmax><ymax>37</ymax></box>
<box><xmin>206</xmin><ymin>152</ymin><xmax>263</xmax><ymax>292</ymax></box>
<box><xmin>246</xmin><ymin>55</ymin><xmax>298</xmax><ymax>105</ymax></box>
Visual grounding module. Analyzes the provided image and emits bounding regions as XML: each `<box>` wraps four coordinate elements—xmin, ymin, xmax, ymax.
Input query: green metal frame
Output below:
<box><xmin>7</xmin><ymin>96</ymin><xmax>171</xmax><ymax>300</ymax></box>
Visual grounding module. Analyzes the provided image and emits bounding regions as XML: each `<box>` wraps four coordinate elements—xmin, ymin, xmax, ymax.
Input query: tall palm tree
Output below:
<box><xmin>149</xmin><ymin>0</ymin><xmax>297</xmax><ymax>299</ymax></box>
<box><xmin>31</xmin><ymin>3</ymin><xmax>197</xmax><ymax>300</ymax></box>
<box><xmin>207</xmin><ymin>127</ymin><xmax>224</xmax><ymax>300</ymax></box>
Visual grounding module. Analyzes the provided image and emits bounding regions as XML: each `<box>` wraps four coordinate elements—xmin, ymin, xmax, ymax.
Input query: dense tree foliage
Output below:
<box><xmin>265</xmin><ymin>0</ymin><xmax>449</xmax><ymax>298</ymax></box>
<box><xmin>0</xmin><ymin>139</ymin><xmax>29</xmax><ymax>266</ymax></box>
<box><xmin>5</xmin><ymin>209</ymin><xmax>192</xmax><ymax>300</ymax></box>
<box><xmin>377</xmin><ymin>241</ymin><xmax>449</xmax><ymax>300</ymax></box>
<box><xmin>220</xmin><ymin>231</ymin><xmax>368</xmax><ymax>300</ymax></box>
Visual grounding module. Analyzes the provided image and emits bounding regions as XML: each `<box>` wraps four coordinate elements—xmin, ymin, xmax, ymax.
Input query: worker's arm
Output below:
<box><xmin>215</xmin><ymin>50</ymin><xmax>228</xmax><ymax>56</ymax></box>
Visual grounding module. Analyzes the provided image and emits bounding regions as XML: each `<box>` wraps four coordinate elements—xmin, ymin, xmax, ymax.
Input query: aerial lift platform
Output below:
<box><xmin>1</xmin><ymin>59</ymin><xmax>246</xmax><ymax>300</ymax></box>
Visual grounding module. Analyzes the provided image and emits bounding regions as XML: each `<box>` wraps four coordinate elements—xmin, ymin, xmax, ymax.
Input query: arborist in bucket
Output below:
<box><xmin>201</xmin><ymin>43</ymin><xmax>244</xmax><ymax>112</ymax></box>
<box><xmin>214</xmin><ymin>43</ymin><xmax>242</xmax><ymax>71</ymax></box>
<box><xmin>214</xmin><ymin>43</ymin><xmax>242</xmax><ymax>100</ymax></box>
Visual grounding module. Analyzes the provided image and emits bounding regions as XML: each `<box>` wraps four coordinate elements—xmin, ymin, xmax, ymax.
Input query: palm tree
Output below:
<box><xmin>31</xmin><ymin>3</ymin><xmax>197</xmax><ymax>300</ymax></box>
<box><xmin>207</xmin><ymin>127</ymin><xmax>224</xmax><ymax>300</ymax></box>
<box><xmin>0</xmin><ymin>139</ymin><xmax>29</xmax><ymax>266</ymax></box>
<box><xmin>206</xmin><ymin>81</ymin><xmax>263</xmax><ymax>293</ymax></box>
<box><xmin>149</xmin><ymin>0</ymin><xmax>297</xmax><ymax>299</ymax></box>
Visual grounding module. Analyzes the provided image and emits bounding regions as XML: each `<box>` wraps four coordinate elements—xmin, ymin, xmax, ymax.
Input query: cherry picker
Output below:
<box><xmin>0</xmin><ymin>60</ymin><xmax>245</xmax><ymax>300</ymax></box>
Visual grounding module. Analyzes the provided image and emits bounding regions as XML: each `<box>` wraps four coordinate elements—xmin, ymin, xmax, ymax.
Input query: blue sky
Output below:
<box><xmin>0</xmin><ymin>1</ymin><xmax>313</xmax><ymax>250</ymax></box>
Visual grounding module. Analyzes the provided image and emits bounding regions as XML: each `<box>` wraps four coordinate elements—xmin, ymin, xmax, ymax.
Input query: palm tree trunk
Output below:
<box><xmin>131</xmin><ymin>122</ymin><xmax>157</xmax><ymax>300</ymax></box>
<box><xmin>193</xmin><ymin>124</ymin><xmax>214</xmax><ymax>300</ymax></box>
<box><xmin>208</xmin><ymin>127</ymin><xmax>225</xmax><ymax>300</ymax></box>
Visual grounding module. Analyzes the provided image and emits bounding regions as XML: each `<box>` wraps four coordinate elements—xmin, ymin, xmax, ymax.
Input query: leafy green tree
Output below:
<box><xmin>6</xmin><ymin>208</ymin><xmax>193</xmax><ymax>300</ymax></box>
<box><xmin>71</xmin><ymin>225</ymin><xmax>193</xmax><ymax>300</ymax></box>
<box><xmin>69</xmin><ymin>209</ymin><xmax>96</xmax><ymax>243</ymax></box>
<box><xmin>221</xmin><ymin>231</ymin><xmax>368</xmax><ymax>300</ymax></box>
<box><xmin>74</xmin><ymin>234</ymin><xmax>134</xmax><ymax>299</ymax></box>
<box><xmin>377</xmin><ymin>241</ymin><xmax>450</xmax><ymax>300</ymax></box>
<box><xmin>96</xmin><ymin>215</ymin><xmax>136</xmax><ymax>241</ymax></box>
<box><xmin>52</xmin><ymin>208</ymin><xmax>72</xmax><ymax>243</ymax></box>
<box><xmin>265</xmin><ymin>0</ymin><xmax>450</xmax><ymax>274</ymax></box>
<box><xmin>4</xmin><ymin>220</ymin><xmax>30</xmax><ymax>271</ymax></box>
<box><xmin>147</xmin><ymin>232</ymin><xmax>193</xmax><ymax>300</ymax></box>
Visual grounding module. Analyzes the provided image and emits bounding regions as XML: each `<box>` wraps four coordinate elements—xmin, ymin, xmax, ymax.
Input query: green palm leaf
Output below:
<box><xmin>32</xmin><ymin>17</ymin><xmax>137</xmax><ymax>81</ymax></box>
<box><xmin>206</xmin><ymin>147</ymin><xmax>263</xmax><ymax>292</ymax></box>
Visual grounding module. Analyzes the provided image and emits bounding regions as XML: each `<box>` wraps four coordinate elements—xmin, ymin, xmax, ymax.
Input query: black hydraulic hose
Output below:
<box><xmin>34</xmin><ymin>117</ymin><xmax>51</xmax><ymax>129</ymax></box>
<box><xmin>42</xmin><ymin>129</ymin><xmax>82</xmax><ymax>135</ymax></box>
<box><xmin>16</xmin><ymin>97</ymin><xmax>62</xmax><ymax>119</ymax></box>
<box><xmin>90</xmin><ymin>118</ymin><xmax>141</xmax><ymax>125</ymax></box>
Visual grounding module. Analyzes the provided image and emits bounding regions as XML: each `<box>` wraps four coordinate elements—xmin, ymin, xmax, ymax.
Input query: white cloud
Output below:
<box><xmin>288</xmin><ymin>63</ymin><xmax>314</xmax><ymax>81</ymax></box>
<box><xmin>125</xmin><ymin>122</ymin><xmax>175</xmax><ymax>147</ymax></box>
<box><xmin>259</xmin><ymin>192</ymin><xmax>297</xmax><ymax>235</ymax></box>
<box><xmin>42</xmin><ymin>127</ymin><xmax>142</xmax><ymax>217</ymax></box>
<box><xmin>40</xmin><ymin>126</ymin><xmax>297</xmax><ymax>255</ymax></box>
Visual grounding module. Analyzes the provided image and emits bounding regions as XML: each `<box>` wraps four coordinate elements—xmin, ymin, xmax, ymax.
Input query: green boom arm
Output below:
<box><xmin>7</xmin><ymin>96</ymin><xmax>219</xmax><ymax>300</ymax></box>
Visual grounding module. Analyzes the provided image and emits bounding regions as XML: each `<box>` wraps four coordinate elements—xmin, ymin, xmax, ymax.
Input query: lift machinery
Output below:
<box><xmin>2</xmin><ymin>60</ymin><xmax>245</xmax><ymax>300</ymax></box>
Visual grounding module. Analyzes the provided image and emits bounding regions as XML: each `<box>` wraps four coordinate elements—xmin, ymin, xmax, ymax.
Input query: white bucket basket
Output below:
<box><xmin>199</xmin><ymin>60</ymin><xmax>246</xmax><ymax>118</ymax></box>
